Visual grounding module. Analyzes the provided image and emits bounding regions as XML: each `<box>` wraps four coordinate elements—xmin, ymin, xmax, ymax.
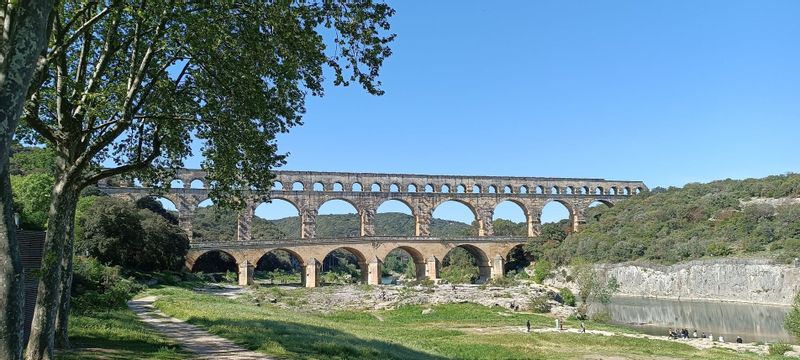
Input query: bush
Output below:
<box><xmin>440</xmin><ymin>264</ymin><xmax>479</xmax><ymax>284</ymax></box>
<box><xmin>768</xmin><ymin>342</ymin><xmax>792</xmax><ymax>355</ymax></box>
<box><xmin>785</xmin><ymin>292</ymin><xmax>800</xmax><ymax>340</ymax></box>
<box><xmin>224</xmin><ymin>270</ymin><xmax>238</xmax><ymax>284</ymax></box>
<box><xmin>528</xmin><ymin>293</ymin><xmax>551</xmax><ymax>313</ymax></box>
<box><xmin>71</xmin><ymin>257</ymin><xmax>145</xmax><ymax>312</ymax></box>
<box><xmin>77</xmin><ymin>197</ymin><xmax>189</xmax><ymax>271</ymax></box>
<box><xmin>706</xmin><ymin>242</ymin><xmax>732</xmax><ymax>257</ymax></box>
<box><xmin>488</xmin><ymin>276</ymin><xmax>517</xmax><ymax>287</ymax></box>
<box><xmin>532</xmin><ymin>260</ymin><xmax>552</xmax><ymax>284</ymax></box>
<box><xmin>590</xmin><ymin>308</ymin><xmax>611</xmax><ymax>323</ymax></box>
<box><xmin>559</xmin><ymin>288</ymin><xmax>576</xmax><ymax>307</ymax></box>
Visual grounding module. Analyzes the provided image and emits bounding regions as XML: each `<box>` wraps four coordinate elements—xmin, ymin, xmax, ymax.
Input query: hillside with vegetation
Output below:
<box><xmin>192</xmin><ymin>209</ymin><xmax>528</xmax><ymax>241</ymax></box>
<box><xmin>549</xmin><ymin>174</ymin><xmax>800</xmax><ymax>265</ymax></box>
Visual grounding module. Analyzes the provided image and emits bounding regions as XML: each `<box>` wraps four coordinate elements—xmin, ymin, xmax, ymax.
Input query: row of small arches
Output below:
<box><xmin>273</xmin><ymin>181</ymin><xmax>642</xmax><ymax>196</ymax></box>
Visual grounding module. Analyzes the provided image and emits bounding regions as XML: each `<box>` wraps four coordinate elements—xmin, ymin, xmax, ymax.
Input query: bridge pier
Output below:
<box><xmin>491</xmin><ymin>255</ymin><xmax>504</xmax><ymax>280</ymax></box>
<box><xmin>238</xmin><ymin>260</ymin><xmax>254</xmax><ymax>286</ymax></box>
<box><xmin>367</xmin><ymin>257</ymin><xmax>382</xmax><ymax>285</ymax></box>
<box><xmin>425</xmin><ymin>256</ymin><xmax>439</xmax><ymax>280</ymax></box>
<box><xmin>304</xmin><ymin>258</ymin><xmax>320</xmax><ymax>288</ymax></box>
<box><xmin>414</xmin><ymin>260</ymin><xmax>426</xmax><ymax>281</ymax></box>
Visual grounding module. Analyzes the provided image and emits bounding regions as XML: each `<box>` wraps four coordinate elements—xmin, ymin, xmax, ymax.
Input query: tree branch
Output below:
<box><xmin>46</xmin><ymin>5</ymin><xmax>111</xmax><ymax>63</ymax></box>
<box><xmin>79</xmin><ymin>130</ymin><xmax>163</xmax><ymax>188</ymax></box>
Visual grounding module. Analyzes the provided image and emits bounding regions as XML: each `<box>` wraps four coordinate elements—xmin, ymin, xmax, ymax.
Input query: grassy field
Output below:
<box><xmin>132</xmin><ymin>286</ymin><xmax>791</xmax><ymax>360</ymax></box>
<box><xmin>58</xmin><ymin>308</ymin><xmax>189</xmax><ymax>360</ymax></box>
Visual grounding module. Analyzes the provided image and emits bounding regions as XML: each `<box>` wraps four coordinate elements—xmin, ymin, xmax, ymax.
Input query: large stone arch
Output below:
<box><xmin>438</xmin><ymin>244</ymin><xmax>492</xmax><ymax>282</ymax></box>
<box><xmin>187</xmin><ymin>249</ymin><xmax>242</xmax><ymax>272</ymax></box>
<box><xmin>379</xmin><ymin>245</ymin><xmax>427</xmax><ymax>281</ymax></box>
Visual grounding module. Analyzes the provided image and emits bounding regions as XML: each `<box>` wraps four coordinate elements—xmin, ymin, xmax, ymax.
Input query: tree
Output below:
<box><xmin>785</xmin><ymin>292</ymin><xmax>800</xmax><ymax>341</ymax></box>
<box><xmin>77</xmin><ymin>197</ymin><xmax>188</xmax><ymax>271</ymax></box>
<box><xmin>10</xmin><ymin>173</ymin><xmax>54</xmax><ymax>230</ymax></box>
<box><xmin>0</xmin><ymin>2</ymin><xmax>57</xmax><ymax>359</ymax></box>
<box><xmin>525</xmin><ymin>222</ymin><xmax>568</xmax><ymax>261</ymax></box>
<box><xmin>17</xmin><ymin>2</ymin><xmax>394</xmax><ymax>358</ymax></box>
<box><xmin>10</xmin><ymin>144</ymin><xmax>55</xmax><ymax>176</ymax></box>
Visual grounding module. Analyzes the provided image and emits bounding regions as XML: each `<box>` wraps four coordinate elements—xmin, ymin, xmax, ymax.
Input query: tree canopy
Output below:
<box><xmin>16</xmin><ymin>2</ymin><xmax>396</xmax><ymax>358</ymax></box>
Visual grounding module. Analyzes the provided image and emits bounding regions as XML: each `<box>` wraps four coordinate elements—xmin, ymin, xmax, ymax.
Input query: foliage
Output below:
<box><xmin>10</xmin><ymin>144</ymin><xmax>55</xmax><ymax>176</ymax></box>
<box><xmin>572</xmin><ymin>259</ymin><xmax>619</xmax><ymax>308</ymax></box>
<box><xmin>504</xmin><ymin>246</ymin><xmax>531</xmax><ymax>274</ymax></box>
<box><xmin>193</xmin><ymin>209</ymin><xmax>488</xmax><ymax>241</ymax></box>
<box><xmin>784</xmin><ymin>292</ymin><xmax>800</xmax><ymax>341</ymax></box>
<box><xmin>488</xmin><ymin>276</ymin><xmax>518</xmax><ymax>287</ymax></box>
<box><xmin>525</xmin><ymin>220</ymin><xmax>570</xmax><ymax>262</ymax></box>
<box><xmin>560</xmin><ymin>288</ymin><xmax>576</xmax><ymax>307</ymax></box>
<box><xmin>10</xmin><ymin>173</ymin><xmax>54</xmax><ymax>230</ymax></box>
<box><xmin>590</xmin><ymin>309</ymin><xmax>611</xmax><ymax>323</ymax></box>
<box><xmin>70</xmin><ymin>257</ymin><xmax>145</xmax><ymax>312</ymax></box>
<box><xmin>224</xmin><ymin>271</ymin><xmax>238</xmax><ymax>284</ymax></box>
<box><xmin>553</xmin><ymin>174</ymin><xmax>800</xmax><ymax>265</ymax></box>
<box><xmin>441</xmin><ymin>247</ymin><xmax>479</xmax><ymax>284</ymax></box>
<box><xmin>492</xmin><ymin>219</ymin><xmax>527</xmax><ymax>236</ymax></box>
<box><xmin>77</xmin><ymin>197</ymin><xmax>189</xmax><ymax>271</ymax></box>
<box><xmin>528</xmin><ymin>293</ymin><xmax>552</xmax><ymax>313</ymax></box>
<box><xmin>532</xmin><ymin>260</ymin><xmax>552</xmax><ymax>284</ymax></box>
<box><xmin>17</xmin><ymin>2</ymin><xmax>396</xmax><ymax>354</ymax></box>
<box><xmin>768</xmin><ymin>343</ymin><xmax>792</xmax><ymax>355</ymax></box>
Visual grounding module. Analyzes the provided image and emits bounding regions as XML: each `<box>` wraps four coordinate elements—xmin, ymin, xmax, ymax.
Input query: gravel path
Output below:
<box><xmin>128</xmin><ymin>296</ymin><xmax>270</xmax><ymax>359</ymax></box>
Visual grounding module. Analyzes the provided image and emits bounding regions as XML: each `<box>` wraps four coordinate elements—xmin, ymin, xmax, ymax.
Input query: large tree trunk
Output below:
<box><xmin>54</xmin><ymin>218</ymin><xmax>75</xmax><ymax>349</ymax></box>
<box><xmin>0</xmin><ymin>2</ymin><xmax>57</xmax><ymax>359</ymax></box>
<box><xmin>0</xmin><ymin>138</ymin><xmax>24</xmax><ymax>360</ymax></box>
<box><xmin>24</xmin><ymin>178</ymin><xmax>79</xmax><ymax>360</ymax></box>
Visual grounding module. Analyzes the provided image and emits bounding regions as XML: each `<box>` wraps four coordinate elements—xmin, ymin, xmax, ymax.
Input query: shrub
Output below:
<box><xmin>529</xmin><ymin>293</ymin><xmax>552</xmax><ymax>313</ymax></box>
<box><xmin>590</xmin><ymin>308</ymin><xmax>611</xmax><ymax>323</ymax></box>
<box><xmin>488</xmin><ymin>276</ymin><xmax>517</xmax><ymax>287</ymax></box>
<box><xmin>706</xmin><ymin>242</ymin><xmax>732</xmax><ymax>257</ymax></box>
<box><xmin>532</xmin><ymin>260</ymin><xmax>552</xmax><ymax>284</ymax></box>
<box><xmin>77</xmin><ymin>197</ymin><xmax>189</xmax><ymax>271</ymax></box>
<box><xmin>559</xmin><ymin>288</ymin><xmax>576</xmax><ymax>307</ymax></box>
<box><xmin>785</xmin><ymin>292</ymin><xmax>800</xmax><ymax>340</ymax></box>
<box><xmin>71</xmin><ymin>257</ymin><xmax>145</xmax><ymax>312</ymax></box>
<box><xmin>440</xmin><ymin>264</ymin><xmax>479</xmax><ymax>284</ymax></box>
<box><xmin>768</xmin><ymin>342</ymin><xmax>792</xmax><ymax>355</ymax></box>
<box><xmin>224</xmin><ymin>270</ymin><xmax>238</xmax><ymax>284</ymax></box>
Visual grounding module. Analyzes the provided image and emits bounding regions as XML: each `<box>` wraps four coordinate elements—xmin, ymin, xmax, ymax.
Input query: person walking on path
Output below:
<box><xmin>526</xmin><ymin>320</ymin><xmax>531</xmax><ymax>333</ymax></box>
<box><xmin>580</xmin><ymin>322</ymin><xmax>586</xmax><ymax>333</ymax></box>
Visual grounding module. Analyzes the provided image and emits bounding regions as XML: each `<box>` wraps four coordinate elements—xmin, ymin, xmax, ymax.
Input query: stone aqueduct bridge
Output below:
<box><xmin>98</xmin><ymin>170</ymin><xmax>647</xmax><ymax>287</ymax></box>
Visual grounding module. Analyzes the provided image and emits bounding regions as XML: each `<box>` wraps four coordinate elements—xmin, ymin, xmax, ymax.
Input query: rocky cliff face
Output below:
<box><xmin>594</xmin><ymin>258</ymin><xmax>800</xmax><ymax>306</ymax></box>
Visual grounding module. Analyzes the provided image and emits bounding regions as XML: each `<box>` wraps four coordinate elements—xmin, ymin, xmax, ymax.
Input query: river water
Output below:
<box><xmin>590</xmin><ymin>296</ymin><xmax>794</xmax><ymax>343</ymax></box>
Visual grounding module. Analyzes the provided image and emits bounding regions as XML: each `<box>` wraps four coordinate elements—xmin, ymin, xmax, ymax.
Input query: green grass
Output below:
<box><xmin>58</xmin><ymin>308</ymin><xmax>189</xmax><ymax>360</ymax></box>
<box><xmin>141</xmin><ymin>286</ymin><xmax>794</xmax><ymax>360</ymax></box>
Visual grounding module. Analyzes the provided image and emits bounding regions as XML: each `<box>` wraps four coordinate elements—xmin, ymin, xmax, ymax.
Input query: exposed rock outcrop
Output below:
<box><xmin>548</xmin><ymin>258</ymin><xmax>800</xmax><ymax>306</ymax></box>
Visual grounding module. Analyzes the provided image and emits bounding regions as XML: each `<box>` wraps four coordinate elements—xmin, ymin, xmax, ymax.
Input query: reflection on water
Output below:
<box><xmin>590</xmin><ymin>296</ymin><xmax>793</xmax><ymax>343</ymax></box>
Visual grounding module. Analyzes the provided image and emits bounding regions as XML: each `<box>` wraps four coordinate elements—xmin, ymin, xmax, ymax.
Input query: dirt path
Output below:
<box><xmin>460</xmin><ymin>325</ymin><xmax>799</xmax><ymax>356</ymax></box>
<box><xmin>128</xmin><ymin>296</ymin><xmax>270</xmax><ymax>359</ymax></box>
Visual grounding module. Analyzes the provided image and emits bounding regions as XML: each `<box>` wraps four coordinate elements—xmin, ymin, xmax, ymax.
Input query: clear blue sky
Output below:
<box><xmin>183</xmin><ymin>1</ymin><xmax>800</xmax><ymax>224</ymax></box>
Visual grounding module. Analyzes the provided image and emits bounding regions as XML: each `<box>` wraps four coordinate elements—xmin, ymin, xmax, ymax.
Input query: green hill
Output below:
<box><xmin>191</xmin><ymin>209</ymin><xmax>528</xmax><ymax>242</ymax></box>
<box><xmin>549</xmin><ymin>173</ymin><xmax>800</xmax><ymax>265</ymax></box>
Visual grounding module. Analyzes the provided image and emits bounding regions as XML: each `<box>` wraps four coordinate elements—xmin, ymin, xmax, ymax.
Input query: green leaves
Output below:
<box><xmin>22</xmin><ymin>1</ymin><xmax>395</xmax><ymax>208</ymax></box>
<box><xmin>11</xmin><ymin>173</ymin><xmax>54</xmax><ymax>230</ymax></box>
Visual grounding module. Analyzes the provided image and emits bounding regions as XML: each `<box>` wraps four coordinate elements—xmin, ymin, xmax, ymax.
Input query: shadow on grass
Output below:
<box><xmin>186</xmin><ymin>316</ymin><xmax>448</xmax><ymax>360</ymax></box>
<box><xmin>58</xmin><ymin>310</ymin><xmax>188</xmax><ymax>360</ymax></box>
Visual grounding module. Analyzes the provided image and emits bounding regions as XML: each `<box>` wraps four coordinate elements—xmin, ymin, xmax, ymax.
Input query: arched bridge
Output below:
<box><xmin>98</xmin><ymin>169</ymin><xmax>647</xmax><ymax>287</ymax></box>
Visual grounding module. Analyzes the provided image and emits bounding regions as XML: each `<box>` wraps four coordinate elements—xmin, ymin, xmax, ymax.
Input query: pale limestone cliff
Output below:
<box><xmin>594</xmin><ymin>258</ymin><xmax>800</xmax><ymax>305</ymax></box>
